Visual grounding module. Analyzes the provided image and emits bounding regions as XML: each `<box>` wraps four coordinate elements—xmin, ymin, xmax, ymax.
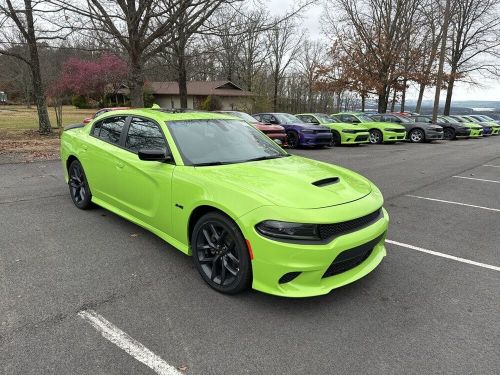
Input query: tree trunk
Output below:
<box><xmin>361</xmin><ymin>94</ymin><xmax>366</xmax><ymax>112</ymax></box>
<box><xmin>129</xmin><ymin>61</ymin><xmax>144</xmax><ymax>107</ymax></box>
<box><xmin>272</xmin><ymin>71</ymin><xmax>279</xmax><ymax>111</ymax></box>
<box><xmin>444</xmin><ymin>74</ymin><xmax>455</xmax><ymax>115</ymax></box>
<box><xmin>401</xmin><ymin>80</ymin><xmax>407</xmax><ymax>112</ymax></box>
<box><xmin>415</xmin><ymin>83</ymin><xmax>425</xmax><ymax>113</ymax></box>
<box><xmin>178</xmin><ymin>59</ymin><xmax>188</xmax><ymax>109</ymax></box>
<box><xmin>390</xmin><ymin>89</ymin><xmax>397</xmax><ymax>112</ymax></box>
<box><xmin>25</xmin><ymin>0</ymin><xmax>51</xmax><ymax>134</ymax></box>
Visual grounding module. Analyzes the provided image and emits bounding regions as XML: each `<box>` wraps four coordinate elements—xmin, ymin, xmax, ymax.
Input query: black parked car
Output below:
<box><xmin>408</xmin><ymin>115</ymin><xmax>470</xmax><ymax>140</ymax></box>
<box><xmin>370</xmin><ymin>113</ymin><xmax>444</xmax><ymax>143</ymax></box>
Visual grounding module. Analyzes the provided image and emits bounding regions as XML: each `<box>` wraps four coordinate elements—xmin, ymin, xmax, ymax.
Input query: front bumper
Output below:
<box><xmin>382</xmin><ymin>130</ymin><xmax>406</xmax><ymax>142</ymax></box>
<box><xmin>341</xmin><ymin>132</ymin><xmax>370</xmax><ymax>144</ymax></box>
<box><xmin>469</xmin><ymin>128</ymin><xmax>483</xmax><ymax>137</ymax></box>
<box><xmin>301</xmin><ymin>132</ymin><xmax>333</xmax><ymax>146</ymax></box>
<box><xmin>424</xmin><ymin>129</ymin><xmax>444</xmax><ymax>140</ymax></box>
<box><xmin>456</xmin><ymin>128</ymin><xmax>470</xmax><ymax>137</ymax></box>
<box><xmin>240</xmin><ymin>195</ymin><xmax>388</xmax><ymax>297</ymax></box>
<box><xmin>264</xmin><ymin>132</ymin><xmax>288</xmax><ymax>145</ymax></box>
<box><xmin>491</xmin><ymin>127</ymin><xmax>500</xmax><ymax>135</ymax></box>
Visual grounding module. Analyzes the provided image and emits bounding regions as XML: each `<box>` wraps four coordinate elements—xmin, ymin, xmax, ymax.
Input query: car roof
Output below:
<box><xmin>96</xmin><ymin>108</ymin><xmax>236</xmax><ymax>122</ymax></box>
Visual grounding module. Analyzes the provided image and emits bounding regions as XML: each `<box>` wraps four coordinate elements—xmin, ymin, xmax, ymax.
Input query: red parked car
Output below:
<box><xmin>82</xmin><ymin>107</ymin><xmax>131</xmax><ymax>124</ymax></box>
<box><xmin>214</xmin><ymin>110</ymin><xmax>288</xmax><ymax>146</ymax></box>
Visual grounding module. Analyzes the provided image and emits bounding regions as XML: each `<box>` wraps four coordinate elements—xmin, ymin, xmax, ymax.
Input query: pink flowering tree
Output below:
<box><xmin>54</xmin><ymin>54</ymin><xmax>129</xmax><ymax>106</ymax></box>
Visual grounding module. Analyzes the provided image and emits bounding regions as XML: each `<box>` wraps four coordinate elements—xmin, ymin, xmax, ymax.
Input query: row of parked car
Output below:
<box><xmin>82</xmin><ymin>107</ymin><xmax>500</xmax><ymax>149</ymax></box>
<box><xmin>227</xmin><ymin>111</ymin><xmax>499</xmax><ymax>148</ymax></box>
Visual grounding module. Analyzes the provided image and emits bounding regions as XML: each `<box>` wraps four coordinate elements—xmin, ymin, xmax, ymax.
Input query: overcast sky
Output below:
<box><xmin>266</xmin><ymin>0</ymin><xmax>500</xmax><ymax>102</ymax></box>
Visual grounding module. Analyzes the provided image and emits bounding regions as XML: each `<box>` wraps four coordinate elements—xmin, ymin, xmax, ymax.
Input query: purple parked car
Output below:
<box><xmin>252</xmin><ymin>113</ymin><xmax>333</xmax><ymax>148</ymax></box>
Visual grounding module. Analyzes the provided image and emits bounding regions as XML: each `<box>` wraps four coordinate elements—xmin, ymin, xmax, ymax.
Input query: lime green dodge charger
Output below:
<box><xmin>61</xmin><ymin>109</ymin><xmax>388</xmax><ymax>297</ymax></box>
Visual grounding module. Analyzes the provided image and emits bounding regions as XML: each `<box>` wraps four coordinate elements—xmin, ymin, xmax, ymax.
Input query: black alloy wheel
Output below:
<box><xmin>443</xmin><ymin>127</ymin><xmax>455</xmax><ymax>140</ymax></box>
<box><xmin>68</xmin><ymin>160</ymin><xmax>93</xmax><ymax>209</ymax></box>
<box><xmin>287</xmin><ymin>131</ymin><xmax>299</xmax><ymax>149</ymax></box>
<box><xmin>330</xmin><ymin>131</ymin><xmax>341</xmax><ymax>147</ymax></box>
<box><xmin>192</xmin><ymin>212</ymin><xmax>251</xmax><ymax>294</ymax></box>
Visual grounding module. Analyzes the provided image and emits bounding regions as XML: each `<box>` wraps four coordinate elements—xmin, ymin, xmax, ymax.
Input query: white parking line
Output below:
<box><xmin>386</xmin><ymin>240</ymin><xmax>500</xmax><ymax>272</ymax></box>
<box><xmin>406</xmin><ymin>195</ymin><xmax>500</xmax><ymax>212</ymax></box>
<box><xmin>483</xmin><ymin>164</ymin><xmax>500</xmax><ymax>168</ymax></box>
<box><xmin>78</xmin><ymin>309</ymin><xmax>183</xmax><ymax>375</ymax></box>
<box><xmin>452</xmin><ymin>176</ymin><xmax>500</xmax><ymax>184</ymax></box>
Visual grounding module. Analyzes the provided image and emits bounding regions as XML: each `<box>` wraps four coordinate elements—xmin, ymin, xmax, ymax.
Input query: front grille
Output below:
<box><xmin>279</xmin><ymin>272</ymin><xmax>301</xmax><ymax>284</ymax></box>
<box><xmin>322</xmin><ymin>233</ymin><xmax>385</xmax><ymax>278</ymax></box>
<box><xmin>318</xmin><ymin>208</ymin><xmax>382</xmax><ymax>241</ymax></box>
<box><xmin>355</xmin><ymin>135</ymin><xmax>369</xmax><ymax>141</ymax></box>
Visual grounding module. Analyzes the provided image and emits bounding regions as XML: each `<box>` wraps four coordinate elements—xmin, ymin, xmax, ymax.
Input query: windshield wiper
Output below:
<box><xmin>193</xmin><ymin>161</ymin><xmax>234</xmax><ymax>166</ymax></box>
<box><xmin>244</xmin><ymin>154</ymin><xmax>289</xmax><ymax>162</ymax></box>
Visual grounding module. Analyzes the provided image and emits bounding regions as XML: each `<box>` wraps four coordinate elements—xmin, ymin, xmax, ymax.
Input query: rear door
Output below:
<box><xmin>84</xmin><ymin>115</ymin><xmax>128</xmax><ymax>205</ymax></box>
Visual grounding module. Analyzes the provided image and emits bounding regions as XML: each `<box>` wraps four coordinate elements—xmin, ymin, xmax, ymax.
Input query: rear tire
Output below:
<box><xmin>68</xmin><ymin>159</ymin><xmax>93</xmax><ymax>210</ymax></box>
<box><xmin>191</xmin><ymin>212</ymin><xmax>252</xmax><ymax>294</ymax></box>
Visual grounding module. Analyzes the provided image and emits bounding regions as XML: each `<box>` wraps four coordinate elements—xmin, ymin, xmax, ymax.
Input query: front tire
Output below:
<box><xmin>287</xmin><ymin>131</ymin><xmax>299</xmax><ymax>149</ymax></box>
<box><xmin>330</xmin><ymin>130</ymin><xmax>341</xmax><ymax>147</ymax></box>
<box><xmin>443</xmin><ymin>127</ymin><xmax>455</xmax><ymax>140</ymax></box>
<box><xmin>369</xmin><ymin>129</ymin><xmax>383</xmax><ymax>144</ymax></box>
<box><xmin>68</xmin><ymin>159</ymin><xmax>93</xmax><ymax>210</ymax></box>
<box><xmin>409</xmin><ymin>128</ymin><xmax>425</xmax><ymax>143</ymax></box>
<box><xmin>192</xmin><ymin>212</ymin><xmax>252</xmax><ymax>294</ymax></box>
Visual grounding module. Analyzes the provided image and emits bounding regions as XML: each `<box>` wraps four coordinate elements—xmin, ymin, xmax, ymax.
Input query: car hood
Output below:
<box><xmin>252</xmin><ymin>122</ymin><xmax>284</xmax><ymax>131</ymax></box>
<box><xmin>284</xmin><ymin>122</ymin><xmax>330</xmax><ymax>130</ymax></box>
<box><xmin>195</xmin><ymin>156</ymin><xmax>372</xmax><ymax>209</ymax></box>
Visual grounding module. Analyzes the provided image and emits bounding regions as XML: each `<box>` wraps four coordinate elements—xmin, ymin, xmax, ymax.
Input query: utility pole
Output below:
<box><xmin>432</xmin><ymin>0</ymin><xmax>451</xmax><ymax>122</ymax></box>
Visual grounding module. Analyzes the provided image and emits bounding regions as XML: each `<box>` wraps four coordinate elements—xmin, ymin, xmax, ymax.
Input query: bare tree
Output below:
<box><xmin>0</xmin><ymin>0</ymin><xmax>59</xmax><ymax>134</ymax></box>
<box><xmin>443</xmin><ymin>0</ymin><xmax>500</xmax><ymax>114</ymax></box>
<box><xmin>325</xmin><ymin>0</ymin><xmax>422</xmax><ymax>113</ymax></box>
<box><xmin>266</xmin><ymin>17</ymin><xmax>302</xmax><ymax>111</ymax></box>
<box><xmin>297</xmin><ymin>39</ymin><xmax>324</xmax><ymax>112</ymax></box>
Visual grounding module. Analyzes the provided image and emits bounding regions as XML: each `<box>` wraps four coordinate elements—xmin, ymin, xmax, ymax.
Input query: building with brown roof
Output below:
<box><xmin>148</xmin><ymin>80</ymin><xmax>255</xmax><ymax>111</ymax></box>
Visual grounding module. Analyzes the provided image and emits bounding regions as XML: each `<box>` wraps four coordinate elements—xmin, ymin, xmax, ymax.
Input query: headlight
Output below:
<box><xmin>301</xmin><ymin>129</ymin><xmax>314</xmax><ymax>134</ymax></box>
<box><xmin>255</xmin><ymin>220</ymin><xmax>320</xmax><ymax>240</ymax></box>
<box><xmin>342</xmin><ymin>129</ymin><xmax>357</xmax><ymax>134</ymax></box>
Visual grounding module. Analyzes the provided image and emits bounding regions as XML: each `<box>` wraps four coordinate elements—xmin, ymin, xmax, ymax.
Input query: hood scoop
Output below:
<box><xmin>312</xmin><ymin>177</ymin><xmax>340</xmax><ymax>187</ymax></box>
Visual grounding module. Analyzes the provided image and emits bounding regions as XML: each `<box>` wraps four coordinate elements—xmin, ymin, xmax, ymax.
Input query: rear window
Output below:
<box><xmin>92</xmin><ymin>116</ymin><xmax>127</xmax><ymax>145</ymax></box>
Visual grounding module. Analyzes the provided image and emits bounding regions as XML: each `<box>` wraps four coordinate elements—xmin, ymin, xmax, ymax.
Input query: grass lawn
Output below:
<box><xmin>0</xmin><ymin>105</ymin><xmax>94</xmax><ymax>130</ymax></box>
<box><xmin>0</xmin><ymin>105</ymin><xmax>94</xmax><ymax>163</ymax></box>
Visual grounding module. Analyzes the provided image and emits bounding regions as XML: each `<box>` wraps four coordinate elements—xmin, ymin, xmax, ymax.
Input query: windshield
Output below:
<box><xmin>275</xmin><ymin>113</ymin><xmax>305</xmax><ymax>124</ymax></box>
<box><xmin>394</xmin><ymin>115</ymin><xmax>412</xmax><ymax>123</ymax></box>
<box><xmin>479</xmin><ymin>115</ymin><xmax>494</xmax><ymax>121</ymax></box>
<box><xmin>167</xmin><ymin>119</ymin><xmax>288</xmax><ymax>166</ymax></box>
<box><xmin>315</xmin><ymin>114</ymin><xmax>337</xmax><ymax>123</ymax></box>
<box><xmin>224</xmin><ymin>111</ymin><xmax>257</xmax><ymax>123</ymax></box>
<box><xmin>357</xmin><ymin>115</ymin><xmax>373</xmax><ymax>122</ymax></box>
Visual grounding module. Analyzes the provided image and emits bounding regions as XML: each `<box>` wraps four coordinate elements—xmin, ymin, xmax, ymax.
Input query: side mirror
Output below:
<box><xmin>138</xmin><ymin>148</ymin><xmax>172</xmax><ymax>162</ymax></box>
<box><xmin>352</xmin><ymin>119</ymin><xmax>360</xmax><ymax>123</ymax></box>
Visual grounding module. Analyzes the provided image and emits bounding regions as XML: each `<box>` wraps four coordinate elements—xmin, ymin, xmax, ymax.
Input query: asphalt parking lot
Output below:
<box><xmin>1</xmin><ymin>137</ymin><xmax>499</xmax><ymax>374</ymax></box>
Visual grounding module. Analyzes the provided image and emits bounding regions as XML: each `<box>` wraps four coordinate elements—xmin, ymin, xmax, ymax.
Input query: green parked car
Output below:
<box><xmin>439</xmin><ymin>115</ymin><xmax>483</xmax><ymax>138</ymax></box>
<box><xmin>295</xmin><ymin>113</ymin><xmax>370</xmax><ymax>146</ymax></box>
<box><xmin>60</xmin><ymin>109</ymin><xmax>388</xmax><ymax>297</ymax></box>
<box><xmin>331</xmin><ymin>112</ymin><xmax>406</xmax><ymax>144</ymax></box>
<box><xmin>461</xmin><ymin>115</ymin><xmax>500</xmax><ymax>135</ymax></box>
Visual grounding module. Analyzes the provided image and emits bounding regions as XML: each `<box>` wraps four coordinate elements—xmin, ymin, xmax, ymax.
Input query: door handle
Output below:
<box><xmin>116</xmin><ymin>162</ymin><xmax>125</xmax><ymax>169</ymax></box>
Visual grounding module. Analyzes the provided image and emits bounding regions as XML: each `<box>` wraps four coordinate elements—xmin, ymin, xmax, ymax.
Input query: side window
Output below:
<box><xmin>125</xmin><ymin>117</ymin><xmax>167</xmax><ymax>153</ymax></box>
<box><xmin>371</xmin><ymin>115</ymin><xmax>382</xmax><ymax>121</ymax></box>
<box><xmin>302</xmin><ymin>115</ymin><xmax>313</xmax><ymax>123</ymax></box>
<box><xmin>92</xmin><ymin>116</ymin><xmax>126</xmax><ymax>145</ymax></box>
<box><xmin>341</xmin><ymin>115</ymin><xmax>353</xmax><ymax>123</ymax></box>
